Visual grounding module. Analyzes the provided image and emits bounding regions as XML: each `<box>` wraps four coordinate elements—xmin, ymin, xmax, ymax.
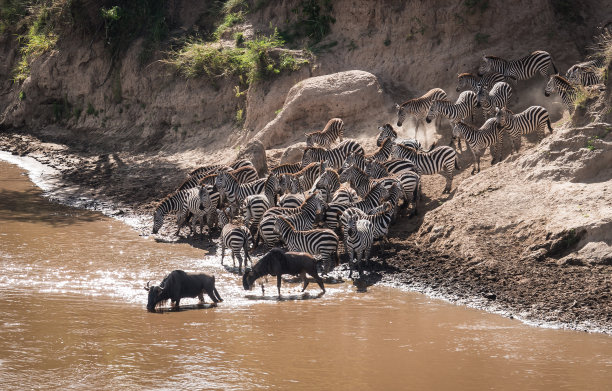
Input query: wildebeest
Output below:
<box><xmin>242</xmin><ymin>248</ymin><xmax>325</xmax><ymax>297</ymax></box>
<box><xmin>145</xmin><ymin>270</ymin><xmax>223</xmax><ymax>312</ymax></box>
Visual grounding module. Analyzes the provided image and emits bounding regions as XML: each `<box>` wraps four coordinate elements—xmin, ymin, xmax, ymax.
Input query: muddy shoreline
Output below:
<box><xmin>1</xmin><ymin>130</ymin><xmax>610</xmax><ymax>335</ymax></box>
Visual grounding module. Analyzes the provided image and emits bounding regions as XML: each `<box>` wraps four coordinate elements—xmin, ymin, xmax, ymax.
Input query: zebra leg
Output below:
<box><xmin>357</xmin><ymin>251</ymin><xmax>364</xmax><ymax>278</ymax></box>
<box><xmin>471</xmin><ymin>149</ymin><xmax>478</xmax><ymax>175</ymax></box>
<box><xmin>243</xmin><ymin>240</ymin><xmax>251</xmax><ymax>268</ymax></box>
<box><xmin>443</xmin><ymin>166</ymin><xmax>453</xmax><ymax>193</ymax></box>
<box><xmin>231</xmin><ymin>250</ymin><xmax>236</xmax><ymax>269</ymax></box>
<box><xmin>348</xmin><ymin>250</ymin><xmax>355</xmax><ymax>279</ymax></box>
<box><xmin>414</xmin><ymin>118</ymin><xmax>421</xmax><ymax>139</ymax></box>
<box><xmin>236</xmin><ymin>251</ymin><xmax>243</xmax><ymax>274</ymax></box>
<box><xmin>220</xmin><ymin>242</ymin><xmax>226</xmax><ymax>266</ymax></box>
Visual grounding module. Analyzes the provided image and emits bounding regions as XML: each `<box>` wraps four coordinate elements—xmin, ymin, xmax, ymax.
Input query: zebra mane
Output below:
<box><xmin>322</xmin><ymin>118</ymin><xmax>342</xmax><ymax>133</ymax></box>
<box><xmin>156</xmin><ymin>190</ymin><xmax>180</xmax><ymax>210</ymax></box>
<box><xmin>552</xmin><ymin>74</ymin><xmax>572</xmax><ymax>86</ymax></box>
<box><xmin>484</xmin><ymin>55</ymin><xmax>506</xmax><ymax>62</ymax></box>
<box><xmin>277</xmin><ymin>216</ymin><xmax>295</xmax><ymax>230</ymax></box>
<box><xmin>198</xmin><ymin>173</ymin><xmax>217</xmax><ymax>186</ymax></box>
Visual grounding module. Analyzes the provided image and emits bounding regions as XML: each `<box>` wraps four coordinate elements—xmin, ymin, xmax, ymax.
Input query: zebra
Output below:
<box><xmin>339</xmin><ymin>165</ymin><xmax>403</xmax><ymax>201</ymax></box>
<box><xmin>344</xmin><ymin>216</ymin><xmax>374</xmax><ymax>278</ymax></box>
<box><xmin>305</xmin><ymin>118</ymin><xmax>344</xmax><ymax>148</ymax></box>
<box><xmin>476</xmin><ymin>81</ymin><xmax>512</xmax><ymax>118</ymax></box>
<box><xmin>301</xmin><ymin>139</ymin><xmax>364</xmax><ymax>169</ymax></box>
<box><xmin>270</xmin><ymin>162</ymin><xmax>302</xmax><ymax>175</ymax></box>
<box><xmin>230</xmin><ymin>159</ymin><xmax>254</xmax><ymax>170</ymax></box>
<box><xmin>217</xmin><ymin>208</ymin><xmax>252</xmax><ymax>273</ymax></box>
<box><xmin>215</xmin><ymin>172</ymin><xmax>267</xmax><ymax>215</ymax></box>
<box><xmin>316</xmin><ymin>168</ymin><xmax>341</xmax><ymax>203</ymax></box>
<box><xmin>376</xmin><ymin>123</ymin><xmax>427</xmax><ymax>150</ymax></box>
<box><xmin>452</xmin><ymin>118</ymin><xmax>504</xmax><ymax>174</ymax></box>
<box><xmin>566</xmin><ymin>57</ymin><xmax>606</xmax><ymax>86</ymax></box>
<box><xmin>545</xmin><ymin>75</ymin><xmax>577</xmax><ymax>113</ymax></box>
<box><xmin>188</xmin><ymin>164</ymin><xmax>231</xmax><ymax>178</ymax></box>
<box><xmin>396</xmin><ymin>172</ymin><xmax>421</xmax><ymax>215</ymax></box>
<box><xmin>478</xmin><ymin>50</ymin><xmax>558</xmax><ymax>80</ymax></box>
<box><xmin>495</xmin><ymin>106</ymin><xmax>553</xmax><ymax>153</ymax></box>
<box><xmin>179</xmin><ymin>165</ymin><xmax>255</xmax><ymax>192</ymax></box>
<box><xmin>152</xmin><ymin>187</ymin><xmax>209</xmax><ymax>235</ymax></box>
<box><xmin>258</xmin><ymin>190</ymin><xmax>325</xmax><ymax>248</ymax></box>
<box><xmin>279</xmin><ymin>162</ymin><xmax>323</xmax><ymax>194</ymax></box>
<box><xmin>368</xmin><ymin>137</ymin><xmax>394</xmax><ymax>162</ymax></box>
<box><xmin>365</xmin><ymin>158</ymin><xmax>420</xmax><ymax>179</ymax></box>
<box><xmin>323</xmin><ymin>182</ymin><xmax>389</xmax><ymax>230</ymax></box>
<box><xmin>394</xmin><ymin>88</ymin><xmax>448</xmax><ymax>138</ymax></box>
<box><xmin>242</xmin><ymin>194</ymin><xmax>270</xmax><ymax>238</ymax></box>
<box><xmin>456</xmin><ymin>72</ymin><xmax>512</xmax><ymax>93</ymax></box>
<box><xmin>567</xmin><ymin>66</ymin><xmax>603</xmax><ymax>87</ymax></box>
<box><xmin>273</xmin><ymin>217</ymin><xmax>340</xmax><ymax>273</ymax></box>
<box><xmin>278</xmin><ymin>193</ymin><xmax>305</xmax><ymax>208</ymax></box>
<box><xmin>332</xmin><ymin>184</ymin><xmax>359</xmax><ymax>204</ymax></box>
<box><xmin>425</xmin><ymin>90</ymin><xmax>478</xmax><ymax>125</ymax></box>
<box><xmin>340</xmin><ymin>201</ymin><xmax>394</xmax><ymax>244</ymax></box>
<box><xmin>390</xmin><ymin>145</ymin><xmax>458</xmax><ymax>194</ymax></box>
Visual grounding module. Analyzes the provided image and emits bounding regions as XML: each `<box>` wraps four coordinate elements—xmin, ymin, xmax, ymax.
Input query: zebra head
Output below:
<box><xmin>456</xmin><ymin>73</ymin><xmax>473</xmax><ymax>92</ymax></box>
<box><xmin>478</xmin><ymin>55</ymin><xmax>493</xmax><ymax>76</ymax></box>
<box><xmin>544</xmin><ymin>74</ymin><xmax>558</xmax><ymax>97</ymax></box>
<box><xmin>346</xmin><ymin>215</ymin><xmax>357</xmax><ymax>237</ymax></box>
<box><xmin>495</xmin><ymin>107</ymin><xmax>510</xmax><ymax>129</ymax></box>
<box><xmin>425</xmin><ymin>101</ymin><xmax>440</xmax><ymax>123</ymax></box>
<box><xmin>376</xmin><ymin>123</ymin><xmax>396</xmax><ymax>146</ymax></box>
<box><xmin>395</xmin><ymin>103</ymin><xmax>407</xmax><ymax>127</ymax></box>
<box><xmin>301</xmin><ymin>148</ymin><xmax>314</xmax><ymax>168</ymax></box>
<box><xmin>305</xmin><ymin>133</ymin><xmax>314</xmax><ymax>147</ymax></box>
<box><xmin>152</xmin><ymin>209</ymin><xmax>164</xmax><ymax>234</ymax></box>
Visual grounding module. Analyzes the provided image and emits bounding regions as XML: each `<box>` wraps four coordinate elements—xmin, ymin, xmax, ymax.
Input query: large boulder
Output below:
<box><xmin>237</xmin><ymin>139</ymin><xmax>268</xmax><ymax>177</ymax></box>
<box><xmin>254</xmin><ymin>70</ymin><xmax>385</xmax><ymax>149</ymax></box>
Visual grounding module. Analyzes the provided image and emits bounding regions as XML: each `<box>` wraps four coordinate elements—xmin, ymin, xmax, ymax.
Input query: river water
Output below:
<box><xmin>1</xmin><ymin>159</ymin><xmax>611</xmax><ymax>390</ymax></box>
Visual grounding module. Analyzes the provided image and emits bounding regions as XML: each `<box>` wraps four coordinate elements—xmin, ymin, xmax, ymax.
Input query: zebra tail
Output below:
<box><xmin>455</xmin><ymin>155</ymin><xmax>460</xmax><ymax>170</ymax></box>
<box><xmin>547</xmin><ymin>118</ymin><xmax>553</xmax><ymax>133</ymax></box>
<box><xmin>427</xmin><ymin>141</ymin><xmax>437</xmax><ymax>152</ymax></box>
<box><xmin>551</xmin><ymin>59</ymin><xmax>559</xmax><ymax>75</ymax></box>
<box><xmin>334</xmin><ymin>250</ymin><xmax>340</xmax><ymax>267</ymax></box>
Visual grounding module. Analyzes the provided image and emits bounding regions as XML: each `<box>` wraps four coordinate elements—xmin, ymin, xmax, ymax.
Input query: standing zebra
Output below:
<box><xmin>376</xmin><ymin>124</ymin><xmax>427</xmax><ymax>150</ymax></box>
<box><xmin>242</xmin><ymin>194</ymin><xmax>270</xmax><ymax>238</ymax></box>
<box><xmin>452</xmin><ymin>118</ymin><xmax>504</xmax><ymax>174</ymax></box>
<box><xmin>316</xmin><ymin>168</ymin><xmax>341</xmax><ymax>202</ymax></box>
<box><xmin>478</xmin><ymin>50</ymin><xmax>558</xmax><ymax>81</ymax></box>
<box><xmin>323</xmin><ymin>182</ymin><xmax>389</xmax><ymax>230</ymax></box>
<box><xmin>301</xmin><ymin>140</ymin><xmax>364</xmax><ymax>169</ymax></box>
<box><xmin>270</xmin><ymin>162</ymin><xmax>302</xmax><ymax>175</ymax></box>
<box><xmin>274</xmin><ymin>217</ymin><xmax>340</xmax><ymax>273</ymax></box>
<box><xmin>456</xmin><ymin>72</ymin><xmax>512</xmax><ymax>92</ymax></box>
<box><xmin>179</xmin><ymin>165</ymin><xmax>256</xmax><ymax>192</ymax></box>
<box><xmin>215</xmin><ymin>172</ymin><xmax>267</xmax><ymax>215</ymax></box>
<box><xmin>425</xmin><ymin>90</ymin><xmax>478</xmax><ymax>125</ymax></box>
<box><xmin>305</xmin><ymin>118</ymin><xmax>344</xmax><ymax>148</ymax></box>
<box><xmin>495</xmin><ymin>106</ymin><xmax>553</xmax><ymax>153</ymax></box>
<box><xmin>476</xmin><ymin>81</ymin><xmax>512</xmax><ymax>118</ymax></box>
<box><xmin>365</xmin><ymin>158</ymin><xmax>420</xmax><ymax>178</ymax></box>
<box><xmin>344</xmin><ymin>216</ymin><xmax>374</xmax><ymax>279</ymax></box>
<box><xmin>391</xmin><ymin>145</ymin><xmax>458</xmax><ymax>194</ymax></box>
<box><xmin>340</xmin><ymin>202</ymin><xmax>394</xmax><ymax>245</ymax></box>
<box><xmin>545</xmin><ymin>74</ymin><xmax>577</xmax><ymax>113</ymax></box>
<box><xmin>217</xmin><ymin>208</ymin><xmax>252</xmax><ymax>273</ymax></box>
<box><xmin>567</xmin><ymin>66</ymin><xmax>603</xmax><ymax>87</ymax></box>
<box><xmin>152</xmin><ymin>188</ymin><xmax>207</xmax><ymax>235</ymax></box>
<box><xmin>395</xmin><ymin>88</ymin><xmax>448</xmax><ymax>137</ymax></box>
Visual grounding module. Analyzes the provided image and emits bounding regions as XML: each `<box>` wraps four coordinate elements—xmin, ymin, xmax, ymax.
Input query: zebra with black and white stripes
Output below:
<box><xmin>323</xmin><ymin>182</ymin><xmax>389</xmax><ymax>230</ymax></box>
<box><xmin>390</xmin><ymin>145</ymin><xmax>458</xmax><ymax>194</ymax></box>
<box><xmin>271</xmin><ymin>162</ymin><xmax>302</xmax><ymax>175</ymax></box>
<box><xmin>376</xmin><ymin>124</ymin><xmax>426</xmax><ymax>150</ymax></box>
<box><xmin>425</xmin><ymin>90</ymin><xmax>478</xmax><ymax>125</ymax></box>
<box><xmin>545</xmin><ymin>74</ymin><xmax>577</xmax><ymax>113</ymax></box>
<box><xmin>278</xmin><ymin>194</ymin><xmax>305</xmax><ymax>208</ymax></box>
<box><xmin>365</xmin><ymin>158</ymin><xmax>420</xmax><ymax>179</ymax></box>
<box><xmin>215</xmin><ymin>172</ymin><xmax>267</xmax><ymax>214</ymax></box>
<box><xmin>495</xmin><ymin>106</ymin><xmax>553</xmax><ymax>153</ymax></box>
<box><xmin>331</xmin><ymin>184</ymin><xmax>359</xmax><ymax>204</ymax></box>
<box><xmin>316</xmin><ymin>168</ymin><xmax>341</xmax><ymax>202</ymax></box>
<box><xmin>301</xmin><ymin>140</ymin><xmax>364</xmax><ymax>169</ymax></box>
<box><xmin>305</xmin><ymin>118</ymin><xmax>344</xmax><ymax>148</ymax></box>
<box><xmin>456</xmin><ymin>72</ymin><xmax>513</xmax><ymax>93</ymax></box>
<box><xmin>478</xmin><ymin>50</ymin><xmax>558</xmax><ymax>81</ymax></box>
<box><xmin>274</xmin><ymin>217</ymin><xmax>339</xmax><ymax>273</ymax></box>
<box><xmin>242</xmin><ymin>194</ymin><xmax>270</xmax><ymax>238</ymax></box>
<box><xmin>152</xmin><ymin>187</ymin><xmax>211</xmax><ymax>235</ymax></box>
<box><xmin>395</xmin><ymin>88</ymin><xmax>448</xmax><ymax>138</ymax></box>
<box><xmin>217</xmin><ymin>208</ymin><xmax>252</xmax><ymax>273</ymax></box>
<box><xmin>344</xmin><ymin>216</ymin><xmax>374</xmax><ymax>278</ymax></box>
<box><xmin>566</xmin><ymin>57</ymin><xmax>605</xmax><ymax>86</ymax></box>
<box><xmin>279</xmin><ymin>162</ymin><xmax>324</xmax><ymax>194</ymax></box>
<box><xmin>452</xmin><ymin>118</ymin><xmax>504</xmax><ymax>174</ymax></box>
<box><xmin>476</xmin><ymin>81</ymin><xmax>512</xmax><ymax>118</ymax></box>
<box><xmin>340</xmin><ymin>201</ymin><xmax>394</xmax><ymax>244</ymax></box>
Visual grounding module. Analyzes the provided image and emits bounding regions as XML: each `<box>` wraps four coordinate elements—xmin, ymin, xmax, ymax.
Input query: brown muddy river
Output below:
<box><xmin>1</xmin><ymin>158</ymin><xmax>612</xmax><ymax>390</ymax></box>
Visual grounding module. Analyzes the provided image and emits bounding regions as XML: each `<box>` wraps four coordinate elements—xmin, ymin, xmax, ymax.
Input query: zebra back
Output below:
<box><xmin>545</xmin><ymin>75</ymin><xmax>576</xmax><ymax>110</ymax></box>
<box><xmin>271</xmin><ymin>162</ymin><xmax>302</xmax><ymax>175</ymax></box>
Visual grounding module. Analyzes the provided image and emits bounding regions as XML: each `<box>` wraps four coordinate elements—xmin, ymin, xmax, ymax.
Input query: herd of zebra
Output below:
<box><xmin>150</xmin><ymin>49</ymin><xmax>606</xmax><ymax>285</ymax></box>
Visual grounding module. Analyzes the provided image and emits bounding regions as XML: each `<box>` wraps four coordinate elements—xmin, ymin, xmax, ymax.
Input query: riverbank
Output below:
<box><xmin>2</xmin><ymin>130</ymin><xmax>611</xmax><ymax>335</ymax></box>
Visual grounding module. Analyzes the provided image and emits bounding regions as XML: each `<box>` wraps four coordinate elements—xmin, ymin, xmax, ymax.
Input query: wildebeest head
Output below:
<box><xmin>242</xmin><ymin>269</ymin><xmax>255</xmax><ymax>290</ymax></box>
<box><xmin>144</xmin><ymin>281</ymin><xmax>165</xmax><ymax>312</ymax></box>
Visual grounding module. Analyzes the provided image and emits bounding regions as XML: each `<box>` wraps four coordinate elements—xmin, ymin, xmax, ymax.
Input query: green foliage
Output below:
<box><xmin>406</xmin><ymin>17</ymin><xmax>426</xmax><ymax>41</ymax></box>
<box><xmin>235</xmin><ymin>108</ymin><xmax>244</xmax><ymax>124</ymax></box>
<box><xmin>281</xmin><ymin>0</ymin><xmax>335</xmax><ymax>45</ymax></box>
<box><xmin>86</xmin><ymin>102</ymin><xmax>98</xmax><ymax>116</ymax></box>
<box><xmin>234</xmin><ymin>32</ymin><xmax>245</xmax><ymax>46</ymax></box>
<box><xmin>347</xmin><ymin>39</ymin><xmax>357</xmax><ymax>51</ymax></box>
<box><xmin>212</xmin><ymin>11</ymin><xmax>244</xmax><ymax>40</ymax></box>
<box><xmin>167</xmin><ymin>29</ymin><xmax>308</xmax><ymax>85</ymax></box>
<box><xmin>0</xmin><ymin>0</ymin><xmax>31</xmax><ymax>33</ymax></box>
<box><xmin>52</xmin><ymin>96</ymin><xmax>71</xmax><ymax>122</ymax></box>
<box><xmin>383</xmin><ymin>38</ymin><xmax>391</xmax><ymax>46</ymax></box>
<box><xmin>18</xmin><ymin>90</ymin><xmax>25</xmax><ymax>100</ymax></box>
<box><xmin>474</xmin><ymin>32</ymin><xmax>489</xmax><ymax>45</ymax></box>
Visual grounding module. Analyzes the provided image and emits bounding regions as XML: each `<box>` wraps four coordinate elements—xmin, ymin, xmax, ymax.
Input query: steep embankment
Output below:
<box><xmin>1</xmin><ymin>0</ymin><xmax>612</xmax><ymax>331</ymax></box>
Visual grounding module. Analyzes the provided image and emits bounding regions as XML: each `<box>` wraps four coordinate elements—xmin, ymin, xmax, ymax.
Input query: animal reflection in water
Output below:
<box><xmin>145</xmin><ymin>270</ymin><xmax>223</xmax><ymax>312</ymax></box>
<box><xmin>243</xmin><ymin>248</ymin><xmax>326</xmax><ymax>297</ymax></box>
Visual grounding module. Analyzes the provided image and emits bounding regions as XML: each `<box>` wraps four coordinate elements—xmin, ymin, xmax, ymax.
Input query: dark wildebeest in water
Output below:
<box><xmin>145</xmin><ymin>270</ymin><xmax>223</xmax><ymax>312</ymax></box>
<box><xmin>242</xmin><ymin>248</ymin><xmax>326</xmax><ymax>297</ymax></box>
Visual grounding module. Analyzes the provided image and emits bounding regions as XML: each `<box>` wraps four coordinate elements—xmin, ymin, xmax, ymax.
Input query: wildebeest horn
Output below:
<box><xmin>144</xmin><ymin>281</ymin><xmax>151</xmax><ymax>291</ymax></box>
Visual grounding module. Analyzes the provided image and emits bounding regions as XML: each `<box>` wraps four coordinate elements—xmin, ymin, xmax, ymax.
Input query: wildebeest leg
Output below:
<box><xmin>198</xmin><ymin>292</ymin><xmax>205</xmax><ymax>304</ymax></box>
<box><xmin>300</xmin><ymin>270</ymin><xmax>309</xmax><ymax>292</ymax></box>
<box><xmin>277</xmin><ymin>275</ymin><xmax>282</xmax><ymax>297</ymax></box>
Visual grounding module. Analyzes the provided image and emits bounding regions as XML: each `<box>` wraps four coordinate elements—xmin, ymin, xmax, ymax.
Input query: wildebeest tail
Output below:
<box><xmin>213</xmin><ymin>287</ymin><xmax>223</xmax><ymax>302</ymax></box>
